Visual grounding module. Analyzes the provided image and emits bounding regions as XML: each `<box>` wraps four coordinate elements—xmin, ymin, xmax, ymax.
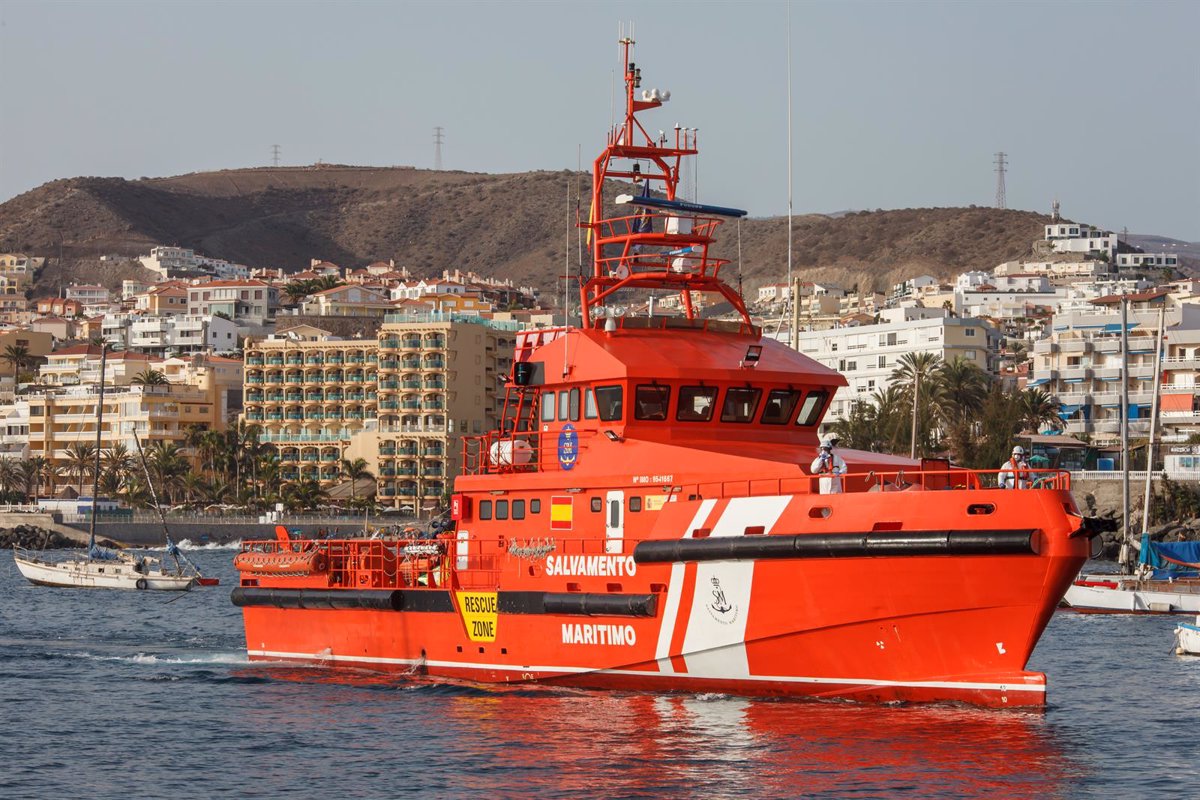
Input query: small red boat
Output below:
<box><xmin>234</xmin><ymin>37</ymin><xmax>1091</xmax><ymax>707</ymax></box>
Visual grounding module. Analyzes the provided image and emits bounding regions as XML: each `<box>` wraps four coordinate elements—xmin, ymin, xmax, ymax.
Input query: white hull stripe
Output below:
<box><xmin>654</xmin><ymin>498</ymin><xmax>716</xmax><ymax>668</ymax></box>
<box><xmin>245</xmin><ymin>649</ymin><xmax>1045</xmax><ymax>694</ymax></box>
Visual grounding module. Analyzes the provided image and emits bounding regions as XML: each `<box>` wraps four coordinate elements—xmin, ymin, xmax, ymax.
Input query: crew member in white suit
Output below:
<box><xmin>999</xmin><ymin>445</ymin><xmax>1031</xmax><ymax>489</ymax></box>
<box><xmin>810</xmin><ymin>434</ymin><xmax>848</xmax><ymax>494</ymax></box>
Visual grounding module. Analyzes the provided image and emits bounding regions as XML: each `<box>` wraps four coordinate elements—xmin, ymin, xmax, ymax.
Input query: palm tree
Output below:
<box><xmin>891</xmin><ymin>351</ymin><xmax>943</xmax><ymax>458</ymax></box>
<box><xmin>339</xmin><ymin>457</ymin><xmax>374</xmax><ymax>505</ymax></box>
<box><xmin>282</xmin><ymin>478</ymin><xmax>328</xmax><ymax>512</ymax></box>
<box><xmin>935</xmin><ymin>357</ymin><xmax>990</xmax><ymax>464</ymax></box>
<box><xmin>63</xmin><ymin>442</ymin><xmax>98</xmax><ymax>492</ymax></box>
<box><xmin>18</xmin><ymin>457</ymin><xmax>44</xmax><ymax>502</ymax></box>
<box><xmin>2</xmin><ymin>343</ymin><xmax>31</xmax><ymax>382</ymax></box>
<box><xmin>145</xmin><ymin>440</ymin><xmax>188</xmax><ymax>505</ymax></box>
<box><xmin>101</xmin><ymin>443</ymin><xmax>135</xmax><ymax>482</ymax></box>
<box><xmin>132</xmin><ymin>368</ymin><xmax>168</xmax><ymax>386</ymax></box>
<box><xmin>38</xmin><ymin>458</ymin><xmax>61</xmax><ymax>499</ymax></box>
<box><xmin>1019</xmin><ymin>387</ymin><xmax>1062</xmax><ymax>434</ymax></box>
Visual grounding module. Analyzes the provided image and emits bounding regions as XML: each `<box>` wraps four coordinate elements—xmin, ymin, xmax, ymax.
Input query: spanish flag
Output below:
<box><xmin>550</xmin><ymin>496</ymin><xmax>574</xmax><ymax>531</ymax></box>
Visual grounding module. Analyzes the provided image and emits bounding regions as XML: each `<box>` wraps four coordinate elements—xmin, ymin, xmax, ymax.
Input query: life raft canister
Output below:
<box><xmin>233</xmin><ymin>550</ymin><xmax>329</xmax><ymax>575</ymax></box>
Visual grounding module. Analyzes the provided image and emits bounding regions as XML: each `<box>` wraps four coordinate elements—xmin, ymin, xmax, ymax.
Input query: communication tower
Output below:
<box><xmin>434</xmin><ymin>127</ymin><xmax>444</xmax><ymax>170</ymax></box>
<box><xmin>271</xmin><ymin>144</ymin><xmax>281</xmax><ymax>168</ymax></box>
<box><xmin>994</xmin><ymin>152</ymin><xmax>1007</xmax><ymax>209</ymax></box>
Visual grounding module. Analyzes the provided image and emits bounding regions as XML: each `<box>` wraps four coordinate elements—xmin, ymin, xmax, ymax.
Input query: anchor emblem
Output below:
<box><xmin>706</xmin><ymin>576</ymin><xmax>738</xmax><ymax>624</ymax></box>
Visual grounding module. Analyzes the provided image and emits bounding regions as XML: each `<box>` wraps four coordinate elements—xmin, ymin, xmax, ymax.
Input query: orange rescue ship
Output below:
<box><xmin>234</xmin><ymin>37</ymin><xmax>1093</xmax><ymax>707</ymax></box>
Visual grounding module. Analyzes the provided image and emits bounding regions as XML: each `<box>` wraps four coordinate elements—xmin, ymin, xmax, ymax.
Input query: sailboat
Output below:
<box><xmin>13</xmin><ymin>344</ymin><xmax>216</xmax><ymax>590</ymax></box>
<box><xmin>1061</xmin><ymin>299</ymin><xmax>1200</xmax><ymax>612</ymax></box>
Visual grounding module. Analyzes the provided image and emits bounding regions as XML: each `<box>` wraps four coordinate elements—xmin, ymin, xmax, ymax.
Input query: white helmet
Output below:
<box><xmin>821</xmin><ymin>434</ymin><xmax>839</xmax><ymax>449</ymax></box>
<box><xmin>1012</xmin><ymin>446</ymin><xmax>1025</xmax><ymax>456</ymax></box>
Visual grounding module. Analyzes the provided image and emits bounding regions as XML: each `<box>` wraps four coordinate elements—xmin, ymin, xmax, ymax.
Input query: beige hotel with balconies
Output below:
<box><xmin>242</xmin><ymin>315</ymin><xmax>518</xmax><ymax>510</ymax></box>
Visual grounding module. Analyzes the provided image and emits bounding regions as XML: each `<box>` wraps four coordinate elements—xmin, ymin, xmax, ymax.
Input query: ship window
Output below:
<box><xmin>541</xmin><ymin>392</ymin><xmax>556</xmax><ymax>422</ymax></box>
<box><xmin>796</xmin><ymin>390</ymin><xmax>829</xmax><ymax>426</ymax></box>
<box><xmin>595</xmin><ymin>385</ymin><xmax>623</xmax><ymax>421</ymax></box>
<box><xmin>479</xmin><ymin>500</ymin><xmax>493</xmax><ymax>520</ymax></box>
<box><xmin>629</xmin><ymin>496</ymin><xmax>642</xmax><ymax>512</ymax></box>
<box><xmin>512</xmin><ymin>500</ymin><xmax>526</xmax><ymax>520</ymax></box>
<box><xmin>569</xmin><ymin>388</ymin><xmax>581</xmax><ymax>421</ymax></box>
<box><xmin>635</xmin><ymin>385</ymin><xmax>670</xmax><ymax>421</ymax></box>
<box><xmin>530</xmin><ymin>499</ymin><xmax>541</xmax><ymax>514</ymax></box>
<box><xmin>495</xmin><ymin>500</ymin><xmax>509</xmax><ymax>520</ymax></box>
<box><xmin>676</xmin><ymin>385</ymin><xmax>717</xmax><ymax>422</ymax></box>
<box><xmin>721</xmin><ymin>387</ymin><xmax>761</xmax><ymax>423</ymax></box>
<box><xmin>584</xmin><ymin>389</ymin><xmax>598</xmax><ymax>419</ymax></box>
<box><xmin>591</xmin><ymin>497</ymin><xmax>603</xmax><ymax>512</ymax></box>
<box><xmin>761</xmin><ymin>389</ymin><xmax>801</xmax><ymax>425</ymax></box>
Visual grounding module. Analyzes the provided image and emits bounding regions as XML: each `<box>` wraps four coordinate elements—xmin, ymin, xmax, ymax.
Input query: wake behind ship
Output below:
<box><xmin>233</xmin><ymin>37</ymin><xmax>1092</xmax><ymax>707</ymax></box>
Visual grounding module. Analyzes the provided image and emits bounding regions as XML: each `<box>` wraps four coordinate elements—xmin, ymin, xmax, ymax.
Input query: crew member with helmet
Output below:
<box><xmin>999</xmin><ymin>445</ymin><xmax>1031</xmax><ymax>489</ymax></box>
<box><xmin>810</xmin><ymin>434</ymin><xmax>848</xmax><ymax>494</ymax></box>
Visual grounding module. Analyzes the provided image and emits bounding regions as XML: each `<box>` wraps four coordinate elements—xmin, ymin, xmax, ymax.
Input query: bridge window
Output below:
<box><xmin>721</xmin><ymin>387</ymin><xmax>761</xmax><ymax>423</ymax></box>
<box><xmin>530</xmin><ymin>499</ymin><xmax>541</xmax><ymax>514</ymax></box>
<box><xmin>569</xmin><ymin>388</ymin><xmax>581</xmax><ymax>421</ymax></box>
<box><xmin>761</xmin><ymin>389</ymin><xmax>801</xmax><ymax>425</ymax></box>
<box><xmin>584</xmin><ymin>389</ymin><xmax>598</xmax><ymax>419</ymax></box>
<box><xmin>595</xmin><ymin>385</ymin><xmax>623</xmax><ymax>421</ymax></box>
<box><xmin>676</xmin><ymin>385</ymin><xmax>717</xmax><ymax>422</ymax></box>
<box><xmin>796</xmin><ymin>390</ymin><xmax>829</xmax><ymax>426</ymax></box>
<box><xmin>495</xmin><ymin>500</ymin><xmax>509</xmax><ymax>520</ymax></box>
<box><xmin>512</xmin><ymin>500</ymin><xmax>526</xmax><ymax>520</ymax></box>
<box><xmin>634</xmin><ymin>385</ymin><xmax>670</xmax><ymax>421</ymax></box>
<box><xmin>558</xmin><ymin>391</ymin><xmax>570</xmax><ymax>421</ymax></box>
<box><xmin>541</xmin><ymin>392</ymin><xmax>556</xmax><ymax>422</ymax></box>
<box><xmin>479</xmin><ymin>500</ymin><xmax>493</xmax><ymax>520</ymax></box>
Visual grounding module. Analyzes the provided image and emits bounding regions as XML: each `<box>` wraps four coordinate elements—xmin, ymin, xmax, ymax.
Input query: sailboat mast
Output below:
<box><xmin>1119</xmin><ymin>296</ymin><xmax>1132</xmax><ymax>573</ymax></box>
<box><xmin>1140</xmin><ymin>301</ymin><xmax>1167</xmax><ymax>553</ymax></box>
<box><xmin>86</xmin><ymin>343</ymin><xmax>108</xmax><ymax>559</ymax></box>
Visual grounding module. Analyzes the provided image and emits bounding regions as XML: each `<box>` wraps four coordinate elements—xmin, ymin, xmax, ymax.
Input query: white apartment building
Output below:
<box><xmin>1043</xmin><ymin>223</ymin><xmax>1119</xmax><ymax>259</ymax></box>
<box><xmin>1030</xmin><ymin>290</ymin><xmax>1200</xmax><ymax>444</ymax></box>
<box><xmin>102</xmin><ymin>313</ymin><xmax>241</xmax><ymax>354</ymax></box>
<box><xmin>795</xmin><ymin>307</ymin><xmax>1003</xmax><ymax>424</ymax></box>
<box><xmin>187</xmin><ymin>280</ymin><xmax>278</xmax><ymax>327</ymax></box>
<box><xmin>64</xmin><ymin>283</ymin><xmax>111</xmax><ymax>308</ymax></box>
<box><xmin>1117</xmin><ymin>252</ymin><xmax>1180</xmax><ymax>270</ymax></box>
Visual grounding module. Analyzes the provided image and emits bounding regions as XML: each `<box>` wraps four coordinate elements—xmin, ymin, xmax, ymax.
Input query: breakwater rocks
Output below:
<box><xmin>1086</xmin><ymin>512</ymin><xmax>1200</xmax><ymax>560</ymax></box>
<box><xmin>0</xmin><ymin>525</ymin><xmax>117</xmax><ymax>550</ymax></box>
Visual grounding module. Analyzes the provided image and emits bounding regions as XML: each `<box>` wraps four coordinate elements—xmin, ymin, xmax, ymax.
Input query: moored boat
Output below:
<box><xmin>1063</xmin><ymin>537</ymin><xmax>1200</xmax><ymax>614</ymax></box>
<box><xmin>233</xmin><ymin>36</ymin><xmax>1093</xmax><ymax>707</ymax></box>
<box><xmin>1175</xmin><ymin>616</ymin><xmax>1200</xmax><ymax>655</ymax></box>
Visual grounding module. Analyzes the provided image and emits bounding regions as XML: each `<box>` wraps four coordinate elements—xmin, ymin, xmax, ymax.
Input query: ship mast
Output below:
<box><xmin>580</xmin><ymin>37</ymin><xmax>753</xmax><ymax>330</ymax></box>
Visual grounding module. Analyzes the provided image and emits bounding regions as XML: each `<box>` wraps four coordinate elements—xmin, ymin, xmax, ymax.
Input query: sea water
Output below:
<box><xmin>1</xmin><ymin>550</ymin><xmax>1196</xmax><ymax>799</ymax></box>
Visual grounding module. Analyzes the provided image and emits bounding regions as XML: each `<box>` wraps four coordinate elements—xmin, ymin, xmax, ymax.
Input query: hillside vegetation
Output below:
<box><xmin>0</xmin><ymin>165</ymin><xmax>1061</xmax><ymax>296</ymax></box>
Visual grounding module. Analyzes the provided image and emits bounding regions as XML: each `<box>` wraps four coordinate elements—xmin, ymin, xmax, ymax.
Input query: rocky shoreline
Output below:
<box><xmin>0</xmin><ymin>525</ymin><xmax>119</xmax><ymax>551</ymax></box>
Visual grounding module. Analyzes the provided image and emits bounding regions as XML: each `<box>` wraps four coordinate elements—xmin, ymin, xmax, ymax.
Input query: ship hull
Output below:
<box><xmin>238</xmin><ymin>535</ymin><xmax>1081</xmax><ymax>708</ymax></box>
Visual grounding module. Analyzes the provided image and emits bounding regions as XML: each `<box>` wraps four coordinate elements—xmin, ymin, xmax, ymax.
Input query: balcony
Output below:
<box><xmin>397</xmin><ymin>446</ymin><xmax>418</xmax><ymax>456</ymax></box>
<box><xmin>401</xmin><ymin>338</ymin><xmax>421</xmax><ymax>350</ymax></box>
<box><xmin>325</xmin><ymin>392</ymin><xmax>344</xmax><ymax>402</ymax></box>
<box><xmin>401</xmin><ymin>379</ymin><xmax>421</xmax><ymax>389</ymax></box>
<box><xmin>346</xmin><ymin>355</ymin><xmax>365</xmax><ymax>365</ymax></box>
<box><xmin>246</xmin><ymin>357</ymin><xmax>264</xmax><ymax>366</ymax></box>
<box><xmin>425</xmin><ymin>337</ymin><xmax>446</xmax><ymax>349</ymax></box>
<box><xmin>379</xmin><ymin>360</ymin><xmax>400</xmax><ymax>371</ymax></box>
<box><xmin>380</xmin><ymin>380</ymin><xmax>400</xmax><ymax>390</ymax></box>
<box><xmin>285</xmin><ymin>358</ymin><xmax>303</xmax><ymax>366</ymax></box>
<box><xmin>305</xmin><ymin>357</ymin><xmax>324</xmax><ymax>366</ymax></box>
<box><xmin>424</xmin><ymin>379</ymin><xmax>445</xmax><ymax>389</ymax></box>
<box><xmin>246</xmin><ymin>411</ymin><xmax>264</xmax><ymax>421</ymax></box>
<box><xmin>265</xmin><ymin>374</ymin><xmax>283</xmax><ymax>384</ymax></box>
<box><xmin>266</xmin><ymin>357</ymin><xmax>284</xmax><ymax>366</ymax></box>
<box><xmin>379</xmin><ymin>467</ymin><xmax>397</xmax><ymax>477</ymax></box>
<box><xmin>422</xmin><ymin>401</ymin><xmax>445</xmax><ymax>411</ymax></box>
<box><xmin>285</xmin><ymin>377</ymin><xmax>303</xmax><ymax>384</ymax></box>
<box><xmin>267</xmin><ymin>413</ymin><xmax>283</xmax><ymax>421</ymax></box>
<box><xmin>246</xmin><ymin>392</ymin><xmax>264</xmax><ymax>402</ymax></box>
<box><xmin>380</xmin><ymin>401</ymin><xmax>400</xmax><ymax>410</ymax></box>
<box><xmin>380</xmin><ymin>446</ymin><xmax>397</xmax><ymax>456</ymax></box>
<box><xmin>402</xmin><ymin>400</ymin><xmax>421</xmax><ymax>410</ymax></box>
<box><xmin>327</xmin><ymin>356</ymin><xmax>344</xmax><ymax>365</ymax></box>
<box><xmin>321</xmin><ymin>453</ymin><xmax>339</xmax><ymax>462</ymax></box>
<box><xmin>246</xmin><ymin>377</ymin><xmax>264</xmax><ymax>384</ymax></box>
<box><xmin>346</xmin><ymin>375</ymin><xmax>364</xmax><ymax>383</ymax></box>
<box><xmin>423</xmin><ymin>358</ymin><xmax>446</xmax><ymax>370</ymax></box>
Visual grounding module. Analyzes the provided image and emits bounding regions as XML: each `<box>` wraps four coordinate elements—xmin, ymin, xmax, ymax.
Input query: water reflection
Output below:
<box><xmin>438</xmin><ymin>690</ymin><xmax>1081</xmax><ymax>799</ymax></box>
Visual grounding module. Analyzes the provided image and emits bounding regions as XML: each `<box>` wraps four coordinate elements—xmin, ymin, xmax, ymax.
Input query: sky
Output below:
<box><xmin>1</xmin><ymin>0</ymin><xmax>1197</xmax><ymax>240</ymax></box>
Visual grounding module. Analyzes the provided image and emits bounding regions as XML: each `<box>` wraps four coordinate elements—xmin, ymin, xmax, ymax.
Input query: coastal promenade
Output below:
<box><xmin>0</xmin><ymin>509</ymin><xmax>420</xmax><ymax>547</ymax></box>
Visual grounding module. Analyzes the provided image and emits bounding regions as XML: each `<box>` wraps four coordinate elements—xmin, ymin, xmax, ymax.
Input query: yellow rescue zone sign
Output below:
<box><xmin>457</xmin><ymin>591</ymin><xmax>498</xmax><ymax>642</ymax></box>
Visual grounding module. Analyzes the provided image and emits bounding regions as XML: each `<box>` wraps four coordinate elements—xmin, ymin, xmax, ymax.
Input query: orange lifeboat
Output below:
<box><xmin>234</xmin><ymin>549</ymin><xmax>328</xmax><ymax>575</ymax></box>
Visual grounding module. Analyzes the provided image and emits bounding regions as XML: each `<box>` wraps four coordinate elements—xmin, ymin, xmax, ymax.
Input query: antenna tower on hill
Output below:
<box><xmin>994</xmin><ymin>151</ymin><xmax>1007</xmax><ymax>209</ymax></box>
<box><xmin>271</xmin><ymin>144</ymin><xmax>281</xmax><ymax>167</ymax></box>
<box><xmin>434</xmin><ymin>127</ymin><xmax>445</xmax><ymax>170</ymax></box>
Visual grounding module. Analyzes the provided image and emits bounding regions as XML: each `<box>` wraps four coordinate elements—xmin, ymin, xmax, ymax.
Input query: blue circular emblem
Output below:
<box><xmin>558</xmin><ymin>424</ymin><xmax>579</xmax><ymax>471</ymax></box>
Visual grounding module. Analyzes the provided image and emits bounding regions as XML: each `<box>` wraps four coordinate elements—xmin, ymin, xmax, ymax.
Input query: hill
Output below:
<box><xmin>0</xmin><ymin>165</ymin><xmax>1083</xmax><ymax>297</ymax></box>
